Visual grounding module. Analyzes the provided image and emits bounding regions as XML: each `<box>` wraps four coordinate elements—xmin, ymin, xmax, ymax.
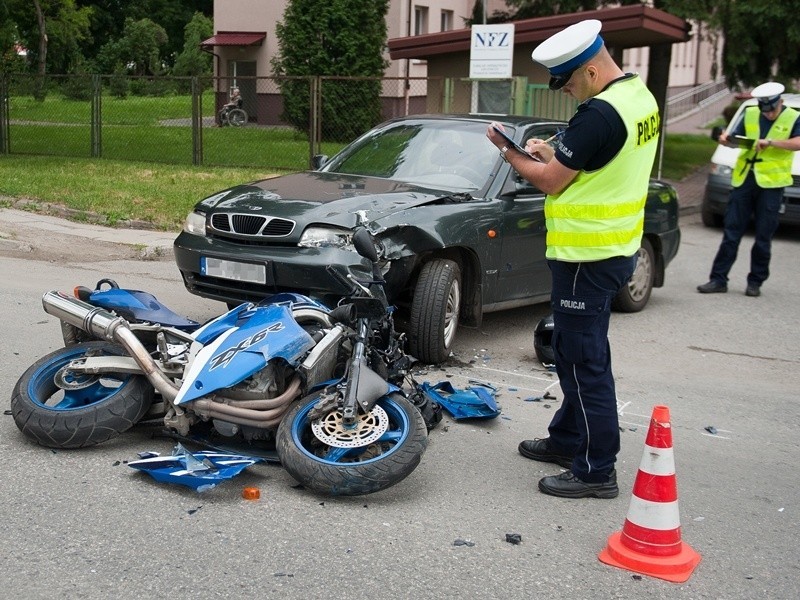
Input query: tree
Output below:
<box><xmin>172</xmin><ymin>12</ymin><xmax>213</xmax><ymax>78</ymax></box>
<box><xmin>716</xmin><ymin>0</ymin><xmax>800</xmax><ymax>88</ymax></box>
<box><xmin>77</xmin><ymin>0</ymin><xmax>212</xmax><ymax>69</ymax></box>
<box><xmin>4</xmin><ymin>0</ymin><xmax>92</xmax><ymax>77</ymax></box>
<box><xmin>272</xmin><ymin>0</ymin><xmax>390</xmax><ymax>141</ymax></box>
<box><xmin>96</xmin><ymin>17</ymin><xmax>168</xmax><ymax>76</ymax></box>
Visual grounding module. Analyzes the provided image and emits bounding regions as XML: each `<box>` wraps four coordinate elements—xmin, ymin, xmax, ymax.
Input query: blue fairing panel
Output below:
<box><xmin>175</xmin><ymin>303</ymin><xmax>316</xmax><ymax>405</ymax></box>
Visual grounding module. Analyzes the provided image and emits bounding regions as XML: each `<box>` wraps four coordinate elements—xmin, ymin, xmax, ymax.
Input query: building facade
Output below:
<box><xmin>204</xmin><ymin>1</ymin><xmax>720</xmax><ymax>123</ymax></box>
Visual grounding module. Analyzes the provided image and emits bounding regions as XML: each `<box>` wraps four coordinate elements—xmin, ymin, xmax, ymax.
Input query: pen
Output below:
<box><xmin>543</xmin><ymin>130</ymin><xmax>564</xmax><ymax>144</ymax></box>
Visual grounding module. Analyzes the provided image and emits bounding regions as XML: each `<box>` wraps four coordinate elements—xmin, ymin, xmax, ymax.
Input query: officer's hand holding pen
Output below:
<box><xmin>525</xmin><ymin>136</ymin><xmax>557</xmax><ymax>163</ymax></box>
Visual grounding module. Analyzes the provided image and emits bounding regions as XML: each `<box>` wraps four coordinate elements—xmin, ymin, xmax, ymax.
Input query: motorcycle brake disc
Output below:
<box><xmin>54</xmin><ymin>361</ymin><xmax>105</xmax><ymax>390</ymax></box>
<box><xmin>311</xmin><ymin>405</ymin><xmax>389</xmax><ymax>448</ymax></box>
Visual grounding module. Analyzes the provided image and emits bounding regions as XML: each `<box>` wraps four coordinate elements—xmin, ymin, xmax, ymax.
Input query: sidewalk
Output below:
<box><xmin>662</xmin><ymin>165</ymin><xmax>708</xmax><ymax>217</ymax></box>
<box><xmin>0</xmin><ymin>205</ymin><xmax>177</xmax><ymax>257</ymax></box>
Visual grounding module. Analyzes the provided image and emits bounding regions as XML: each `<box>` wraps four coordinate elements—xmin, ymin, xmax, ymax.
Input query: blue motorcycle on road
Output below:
<box><xmin>11</xmin><ymin>228</ymin><xmax>429</xmax><ymax>496</ymax></box>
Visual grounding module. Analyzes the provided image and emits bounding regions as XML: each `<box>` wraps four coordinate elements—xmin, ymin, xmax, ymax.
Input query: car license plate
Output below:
<box><xmin>202</xmin><ymin>257</ymin><xmax>266</xmax><ymax>284</ymax></box>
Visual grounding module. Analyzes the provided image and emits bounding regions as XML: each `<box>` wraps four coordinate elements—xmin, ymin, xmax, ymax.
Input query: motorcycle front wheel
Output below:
<box><xmin>11</xmin><ymin>341</ymin><xmax>154</xmax><ymax>449</ymax></box>
<box><xmin>276</xmin><ymin>392</ymin><xmax>427</xmax><ymax>496</ymax></box>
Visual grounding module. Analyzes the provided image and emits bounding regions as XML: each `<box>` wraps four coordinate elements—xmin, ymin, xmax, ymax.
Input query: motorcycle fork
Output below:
<box><xmin>341</xmin><ymin>319</ymin><xmax>369</xmax><ymax>426</ymax></box>
<box><xmin>341</xmin><ymin>318</ymin><xmax>391</xmax><ymax>426</ymax></box>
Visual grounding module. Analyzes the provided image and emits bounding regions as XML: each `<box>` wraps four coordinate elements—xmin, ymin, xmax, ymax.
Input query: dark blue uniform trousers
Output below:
<box><xmin>546</xmin><ymin>256</ymin><xmax>635</xmax><ymax>483</ymax></box>
<box><xmin>710</xmin><ymin>171</ymin><xmax>783</xmax><ymax>287</ymax></box>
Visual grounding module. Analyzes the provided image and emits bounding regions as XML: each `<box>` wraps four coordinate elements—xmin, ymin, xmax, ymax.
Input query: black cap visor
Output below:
<box><xmin>758</xmin><ymin>99</ymin><xmax>780</xmax><ymax>113</ymax></box>
<box><xmin>549</xmin><ymin>68</ymin><xmax>577</xmax><ymax>91</ymax></box>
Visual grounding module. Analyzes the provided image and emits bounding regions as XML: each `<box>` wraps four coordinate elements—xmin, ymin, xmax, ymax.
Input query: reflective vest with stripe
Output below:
<box><xmin>732</xmin><ymin>106</ymin><xmax>798</xmax><ymax>188</ymax></box>
<box><xmin>545</xmin><ymin>75</ymin><xmax>659</xmax><ymax>261</ymax></box>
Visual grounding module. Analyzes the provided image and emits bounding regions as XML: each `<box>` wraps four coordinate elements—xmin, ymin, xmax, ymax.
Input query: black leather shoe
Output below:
<box><xmin>518</xmin><ymin>438</ymin><xmax>572</xmax><ymax>468</ymax></box>
<box><xmin>697</xmin><ymin>280</ymin><xmax>727</xmax><ymax>293</ymax></box>
<box><xmin>745</xmin><ymin>284</ymin><xmax>761</xmax><ymax>297</ymax></box>
<box><xmin>538</xmin><ymin>470</ymin><xmax>619</xmax><ymax>499</ymax></box>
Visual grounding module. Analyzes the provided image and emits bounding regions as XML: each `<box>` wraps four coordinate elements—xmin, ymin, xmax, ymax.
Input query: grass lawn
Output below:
<box><xmin>0</xmin><ymin>156</ymin><xmax>272</xmax><ymax>229</ymax></box>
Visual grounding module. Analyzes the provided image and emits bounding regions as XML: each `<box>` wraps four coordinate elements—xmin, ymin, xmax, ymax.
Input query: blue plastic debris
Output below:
<box><xmin>420</xmin><ymin>381</ymin><xmax>500</xmax><ymax>420</ymax></box>
<box><xmin>128</xmin><ymin>443</ymin><xmax>262</xmax><ymax>492</ymax></box>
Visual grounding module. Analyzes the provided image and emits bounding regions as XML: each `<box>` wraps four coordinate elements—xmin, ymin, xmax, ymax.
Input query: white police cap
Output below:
<box><xmin>531</xmin><ymin>19</ymin><xmax>604</xmax><ymax>90</ymax></box>
<box><xmin>751</xmin><ymin>81</ymin><xmax>784</xmax><ymax>112</ymax></box>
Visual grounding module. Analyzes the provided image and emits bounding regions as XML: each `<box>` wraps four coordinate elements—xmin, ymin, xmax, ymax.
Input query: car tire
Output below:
<box><xmin>408</xmin><ymin>259</ymin><xmax>461</xmax><ymax>364</ymax></box>
<box><xmin>701</xmin><ymin>200</ymin><xmax>723</xmax><ymax>227</ymax></box>
<box><xmin>612</xmin><ymin>238</ymin><xmax>654</xmax><ymax>313</ymax></box>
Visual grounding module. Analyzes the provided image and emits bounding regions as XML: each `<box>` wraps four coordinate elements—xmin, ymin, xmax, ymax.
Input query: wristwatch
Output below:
<box><xmin>500</xmin><ymin>146</ymin><xmax>510</xmax><ymax>162</ymax></box>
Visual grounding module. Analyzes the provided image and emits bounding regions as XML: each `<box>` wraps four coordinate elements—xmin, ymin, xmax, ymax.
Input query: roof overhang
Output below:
<box><xmin>201</xmin><ymin>32</ymin><xmax>266</xmax><ymax>48</ymax></box>
<box><xmin>388</xmin><ymin>5</ymin><xmax>690</xmax><ymax>60</ymax></box>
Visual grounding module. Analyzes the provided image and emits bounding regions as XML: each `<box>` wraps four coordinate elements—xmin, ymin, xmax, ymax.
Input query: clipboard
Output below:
<box><xmin>492</xmin><ymin>126</ymin><xmax>543</xmax><ymax>162</ymax></box>
<box><xmin>730</xmin><ymin>135</ymin><xmax>755</xmax><ymax>149</ymax></box>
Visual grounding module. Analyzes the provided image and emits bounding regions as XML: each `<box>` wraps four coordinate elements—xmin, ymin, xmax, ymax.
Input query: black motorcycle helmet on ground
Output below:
<box><xmin>534</xmin><ymin>313</ymin><xmax>555</xmax><ymax>366</ymax></box>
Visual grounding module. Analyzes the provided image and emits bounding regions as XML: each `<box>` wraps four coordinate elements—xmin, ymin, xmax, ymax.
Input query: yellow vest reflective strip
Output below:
<box><xmin>546</xmin><ymin>215</ymin><xmax>644</xmax><ymax>248</ymax></box>
<box><xmin>545</xmin><ymin>76</ymin><xmax>658</xmax><ymax>262</ymax></box>
<box><xmin>545</xmin><ymin>197</ymin><xmax>646</xmax><ymax>219</ymax></box>
<box><xmin>732</xmin><ymin>106</ymin><xmax>798</xmax><ymax>188</ymax></box>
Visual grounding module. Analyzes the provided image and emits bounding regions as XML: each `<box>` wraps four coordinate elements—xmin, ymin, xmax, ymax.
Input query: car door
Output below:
<box><xmin>493</xmin><ymin>172</ymin><xmax>550</xmax><ymax>304</ymax></box>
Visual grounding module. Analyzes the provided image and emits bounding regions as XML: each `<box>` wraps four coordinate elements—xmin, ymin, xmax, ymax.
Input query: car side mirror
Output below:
<box><xmin>513</xmin><ymin>175</ymin><xmax>543</xmax><ymax>196</ymax></box>
<box><xmin>711</xmin><ymin>126</ymin><xmax>722</xmax><ymax>142</ymax></box>
<box><xmin>311</xmin><ymin>154</ymin><xmax>329</xmax><ymax>170</ymax></box>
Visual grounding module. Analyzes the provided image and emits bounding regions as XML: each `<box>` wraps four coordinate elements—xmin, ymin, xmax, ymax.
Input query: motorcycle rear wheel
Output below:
<box><xmin>276</xmin><ymin>392</ymin><xmax>427</xmax><ymax>496</ymax></box>
<box><xmin>11</xmin><ymin>341</ymin><xmax>154</xmax><ymax>449</ymax></box>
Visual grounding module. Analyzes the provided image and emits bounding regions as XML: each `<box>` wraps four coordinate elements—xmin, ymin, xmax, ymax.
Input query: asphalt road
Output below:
<box><xmin>0</xmin><ymin>212</ymin><xmax>798</xmax><ymax>599</ymax></box>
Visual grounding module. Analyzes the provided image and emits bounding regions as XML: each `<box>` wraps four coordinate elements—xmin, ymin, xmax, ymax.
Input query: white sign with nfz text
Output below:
<box><xmin>469</xmin><ymin>24</ymin><xmax>515</xmax><ymax>79</ymax></box>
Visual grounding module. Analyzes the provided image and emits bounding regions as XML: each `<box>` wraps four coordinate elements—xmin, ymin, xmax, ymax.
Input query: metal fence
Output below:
<box><xmin>0</xmin><ymin>73</ymin><xmax>571</xmax><ymax>171</ymax></box>
<box><xmin>665</xmin><ymin>78</ymin><xmax>731</xmax><ymax>126</ymax></box>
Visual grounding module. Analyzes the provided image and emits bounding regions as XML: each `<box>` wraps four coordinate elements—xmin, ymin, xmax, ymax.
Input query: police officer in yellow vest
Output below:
<box><xmin>698</xmin><ymin>82</ymin><xmax>800</xmax><ymax>297</ymax></box>
<box><xmin>487</xmin><ymin>19</ymin><xmax>660</xmax><ymax>499</ymax></box>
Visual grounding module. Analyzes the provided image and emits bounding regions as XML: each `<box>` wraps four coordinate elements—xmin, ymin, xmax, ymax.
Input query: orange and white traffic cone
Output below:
<box><xmin>598</xmin><ymin>405</ymin><xmax>701</xmax><ymax>583</ymax></box>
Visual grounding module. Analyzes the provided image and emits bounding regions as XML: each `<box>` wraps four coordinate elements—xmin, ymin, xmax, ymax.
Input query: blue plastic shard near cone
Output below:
<box><xmin>128</xmin><ymin>443</ymin><xmax>262</xmax><ymax>491</ymax></box>
<box><xmin>420</xmin><ymin>381</ymin><xmax>500</xmax><ymax>420</ymax></box>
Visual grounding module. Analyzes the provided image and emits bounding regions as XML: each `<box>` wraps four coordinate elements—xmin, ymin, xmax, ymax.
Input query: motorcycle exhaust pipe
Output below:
<box><xmin>42</xmin><ymin>291</ymin><xmax>179</xmax><ymax>402</ymax></box>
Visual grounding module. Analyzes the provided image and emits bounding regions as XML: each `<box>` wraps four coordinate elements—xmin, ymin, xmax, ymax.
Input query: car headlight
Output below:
<box><xmin>183</xmin><ymin>211</ymin><xmax>207</xmax><ymax>235</ymax></box>
<box><xmin>710</xmin><ymin>163</ymin><xmax>732</xmax><ymax>177</ymax></box>
<box><xmin>298</xmin><ymin>226</ymin><xmax>353</xmax><ymax>249</ymax></box>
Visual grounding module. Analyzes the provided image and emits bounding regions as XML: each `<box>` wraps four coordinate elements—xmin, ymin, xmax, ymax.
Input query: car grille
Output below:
<box><xmin>210</xmin><ymin>213</ymin><xmax>295</xmax><ymax>237</ymax></box>
<box><xmin>792</xmin><ymin>175</ymin><xmax>800</xmax><ymax>187</ymax></box>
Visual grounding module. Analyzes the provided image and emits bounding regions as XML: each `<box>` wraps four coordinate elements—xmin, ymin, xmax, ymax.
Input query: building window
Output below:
<box><xmin>415</xmin><ymin>6</ymin><xmax>428</xmax><ymax>35</ymax></box>
<box><xmin>441</xmin><ymin>9</ymin><xmax>453</xmax><ymax>32</ymax></box>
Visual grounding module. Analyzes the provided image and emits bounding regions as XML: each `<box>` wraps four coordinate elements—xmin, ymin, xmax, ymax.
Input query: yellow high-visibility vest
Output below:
<box><xmin>545</xmin><ymin>75</ymin><xmax>659</xmax><ymax>261</ymax></box>
<box><xmin>732</xmin><ymin>106</ymin><xmax>798</xmax><ymax>188</ymax></box>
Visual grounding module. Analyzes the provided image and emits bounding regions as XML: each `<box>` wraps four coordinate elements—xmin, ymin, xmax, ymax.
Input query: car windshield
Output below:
<box><xmin>322</xmin><ymin>120</ymin><xmax>499</xmax><ymax>191</ymax></box>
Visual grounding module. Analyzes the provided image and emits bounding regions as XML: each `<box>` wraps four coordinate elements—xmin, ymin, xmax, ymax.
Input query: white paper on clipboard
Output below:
<box><xmin>492</xmin><ymin>126</ymin><xmax>543</xmax><ymax>162</ymax></box>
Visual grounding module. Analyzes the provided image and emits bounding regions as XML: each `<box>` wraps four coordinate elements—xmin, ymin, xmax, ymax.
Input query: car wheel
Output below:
<box><xmin>701</xmin><ymin>200</ymin><xmax>723</xmax><ymax>227</ymax></box>
<box><xmin>612</xmin><ymin>238</ymin><xmax>654</xmax><ymax>313</ymax></box>
<box><xmin>408</xmin><ymin>259</ymin><xmax>461</xmax><ymax>364</ymax></box>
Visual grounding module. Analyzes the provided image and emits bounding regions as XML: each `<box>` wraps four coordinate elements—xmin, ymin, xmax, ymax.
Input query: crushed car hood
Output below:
<box><xmin>197</xmin><ymin>171</ymin><xmax>456</xmax><ymax>235</ymax></box>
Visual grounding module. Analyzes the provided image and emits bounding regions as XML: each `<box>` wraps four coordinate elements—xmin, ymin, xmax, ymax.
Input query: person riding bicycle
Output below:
<box><xmin>217</xmin><ymin>87</ymin><xmax>243</xmax><ymax>126</ymax></box>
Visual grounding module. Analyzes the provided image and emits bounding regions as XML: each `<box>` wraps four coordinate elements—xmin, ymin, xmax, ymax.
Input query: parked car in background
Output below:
<box><xmin>174</xmin><ymin>115</ymin><xmax>681</xmax><ymax>364</ymax></box>
<box><xmin>703</xmin><ymin>93</ymin><xmax>800</xmax><ymax>227</ymax></box>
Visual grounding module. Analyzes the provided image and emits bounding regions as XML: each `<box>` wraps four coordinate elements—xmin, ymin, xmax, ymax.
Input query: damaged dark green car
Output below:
<box><xmin>174</xmin><ymin>115</ymin><xmax>681</xmax><ymax>364</ymax></box>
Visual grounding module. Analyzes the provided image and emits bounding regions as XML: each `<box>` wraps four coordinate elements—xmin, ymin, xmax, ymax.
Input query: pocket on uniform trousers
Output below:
<box><xmin>551</xmin><ymin>295</ymin><xmax>608</xmax><ymax>365</ymax></box>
